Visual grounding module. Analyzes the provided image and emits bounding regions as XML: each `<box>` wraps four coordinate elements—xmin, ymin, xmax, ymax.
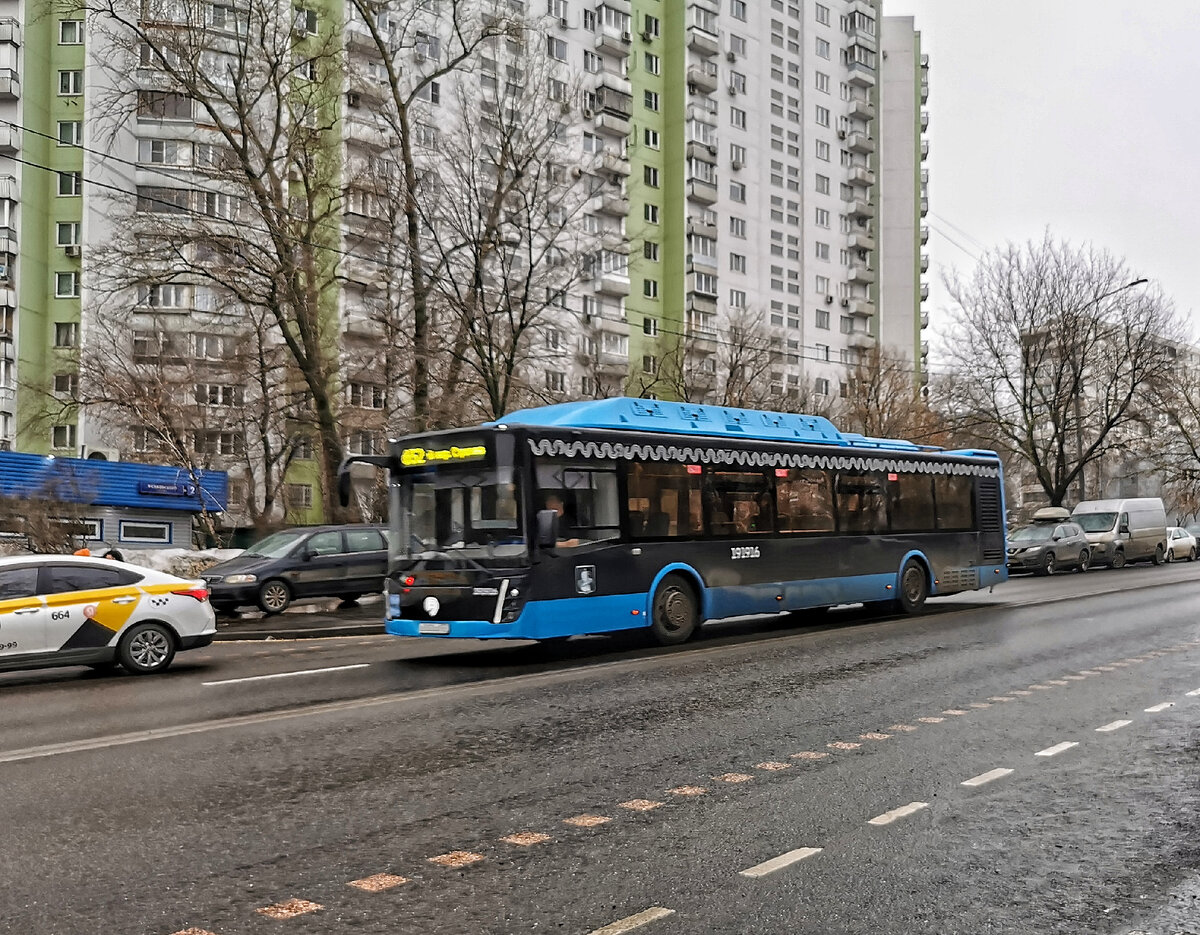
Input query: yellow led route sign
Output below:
<box><xmin>400</xmin><ymin>445</ymin><xmax>488</xmax><ymax>467</ymax></box>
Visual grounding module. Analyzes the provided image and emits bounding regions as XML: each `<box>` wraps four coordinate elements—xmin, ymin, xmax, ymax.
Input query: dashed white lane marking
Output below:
<box><xmin>1035</xmin><ymin>742</ymin><xmax>1079</xmax><ymax>757</ymax></box>
<box><xmin>1096</xmin><ymin>720</ymin><xmax>1132</xmax><ymax>733</ymax></box>
<box><xmin>1145</xmin><ymin>702</ymin><xmax>1175</xmax><ymax>713</ymax></box>
<box><xmin>587</xmin><ymin>907</ymin><xmax>676</xmax><ymax>935</ymax></box>
<box><xmin>961</xmin><ymin>768</ymin><xmax>1014</xmax><ymax>787</ymax></box>
<box><xmin>202</xmin><ymin>664</ymin><xmax>370</xmax><ymax>686</ymax></box>
<box><xmin>867</xmin><ymin>801</ymin><xmax>929</xmax><ymax>826</ymax></box>
<box><xmin>739</xmin><ymin>847</ymin><xmax>823</xmax><ymax>878</ymax></box>
<box><xmin>1187</xmin><ymin>688</ymin><xmax>1200</xmax><ymax>697</ymax></box>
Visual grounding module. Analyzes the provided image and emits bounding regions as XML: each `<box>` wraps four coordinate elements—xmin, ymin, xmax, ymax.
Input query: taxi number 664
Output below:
<box><xmin>50</xmin><ymin>610</ymin><xmax>71</xmax><ymax>621</ymax></box>
<box><xmin>731</xmin><ymin>546</ymin><xmax>760</xmax><ymax>560</ymax></box>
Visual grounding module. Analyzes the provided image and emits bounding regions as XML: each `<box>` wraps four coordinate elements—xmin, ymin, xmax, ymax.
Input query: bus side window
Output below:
<box><xmin>933</xmin><ymin>474</ymin><xmax>974</xmax><ymax>530</ymax></box>
<box><xmin>776</xmin><ymin>469</ymin><xmax>835</xmax><ymax>533</ymax></box>
<box><xmin>626</xmin><ymin>463</ymin><xmax>703</xmax><ymax>538</ymax></box>
<box><xmin>836</xmin><ymin>472</ymin><xmax>887</xmax><ymax>534</ymax></box>
<box><xmin>888</xmin><ymin>473</ymin><xmax>936</xmax><ymax>533</ymax></box>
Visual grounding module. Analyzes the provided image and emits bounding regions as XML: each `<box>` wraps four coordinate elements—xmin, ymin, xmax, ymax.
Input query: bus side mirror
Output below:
<box><xmin>536</xmin><ymin>509</ymin><xmax>559</xmax><ymax>548</ymax></box>
<box><xmin>337</xmin><ymin>460</ymin><xmax>352</xmax><ymax>508</ymax></box>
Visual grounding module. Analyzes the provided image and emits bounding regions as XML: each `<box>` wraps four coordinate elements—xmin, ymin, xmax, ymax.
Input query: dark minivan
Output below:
<box><xmin>204</xmin><ymin>525</ymin><xmax>390</xmax><ymax>614</ymax></box>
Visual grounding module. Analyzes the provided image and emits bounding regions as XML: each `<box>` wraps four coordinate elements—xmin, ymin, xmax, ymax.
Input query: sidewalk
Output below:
<box><xmin>213</xmin><ymin>596</ymin><xmax>386</xmax><ymax>640</ymax></box>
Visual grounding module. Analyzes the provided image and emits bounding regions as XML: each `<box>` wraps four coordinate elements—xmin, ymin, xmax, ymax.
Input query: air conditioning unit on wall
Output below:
<box><xmin>84</xmin><ymin>447</ymin><xmax>120</xmax><ymax>462</ymax></box>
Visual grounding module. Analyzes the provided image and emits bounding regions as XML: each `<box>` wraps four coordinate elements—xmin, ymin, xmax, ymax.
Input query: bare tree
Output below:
<box><xmin>837</xmin><ymin>345</ymin><xmax>949</xmax><ymax>444</ymax></box>
<box><xmin>942</xmin><ymin>233</ymin><xmax>1182</xmax><ymax>506</ymax></box>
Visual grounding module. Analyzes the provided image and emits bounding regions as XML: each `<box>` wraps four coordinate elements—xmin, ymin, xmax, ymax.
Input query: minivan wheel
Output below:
<box><xmin>257</xmin><ymin>579</ymin><xmax>292</xmax><ymax>615</ymax></box>
<box><xmin>1152</xmin><ymin>543</ymin><xmax>1165</xmax><ymax>566</ymax></box>
<box><xmin>117</xmin><ymin>622</ymin><xmax>176</xmax><ymax>675</ymax></box>
<box><xmin>1111</xmin><ymin>549</ymin><xmax>1126</xmax><ymax>569</ymax></box>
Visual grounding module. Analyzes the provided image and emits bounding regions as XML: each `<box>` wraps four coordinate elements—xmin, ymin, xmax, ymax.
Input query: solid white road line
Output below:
<box><xmin>202</xmin><ymin>664</ymin><xmax>370</xmax><ymax>686</ymax></box>
<box><xmin>587</xmin><ymin>907</ymin><xmax>676</xmax><ymax>935</ymax></box>
<box><xmin>961</xmin><ymin>768</ymin><xmax>1013</xmax><ymax>787</ymax></box>
<box><xmin>1144</xmin><ymin>702</ymin><xmax>1175</xmax><ymax>713</ymax></box>
<box><xmin>1035</xmin><ymin>742</ymin><xmax>1079</xmax><ymax>757</ymax></box>
<box><xmin>1095</xmin><ymin>720</ymin><xmax>1132</xmax><ymax>733</ymax></box>
<box><xmin>739</xmin><ymin>848</ymin><xmax>823</xmax><ymax>878</ymax></box>
<box><xmin>867</xmin><ymin>802</ymin><xmax>929</xmax><ymax>826</ymax></box>
<box><xmin>1186</xmin><ymin>688</ymin><xmax>1200</xmax><ymax>697</ymax></box>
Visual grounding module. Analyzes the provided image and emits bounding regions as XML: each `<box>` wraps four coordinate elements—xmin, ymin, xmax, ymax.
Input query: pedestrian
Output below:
<box><xmin>102</xmin><ymin>548</ymin><xmax>124</xmax><ymax>562</ymax></box>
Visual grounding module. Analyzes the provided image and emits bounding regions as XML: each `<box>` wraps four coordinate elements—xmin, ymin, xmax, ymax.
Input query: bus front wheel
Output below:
<box><xmin>896</xmin><ymin>559</ymin><xmax>928</xmax><ymax>615</ymax></box>
<box><xmin>650</xmin><ymin>575</ymin><xmax>699</xmax><ymax>645</ymax></box>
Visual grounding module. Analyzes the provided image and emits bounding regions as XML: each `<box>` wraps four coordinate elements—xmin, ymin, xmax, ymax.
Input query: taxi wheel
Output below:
<box><xmin>117</xmin><ymin>622</ymin><xmax>176</xmax><ymax>675</ymax></box>
<box><xmin>257</xmin><ymin>579</ymin><xmax>292</xmax><ymax>615</ymax></box>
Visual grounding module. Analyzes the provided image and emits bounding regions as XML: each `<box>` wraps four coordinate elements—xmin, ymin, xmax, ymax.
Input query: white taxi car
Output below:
<box><xmin>0</xmin><ymin>555</ymin><xmax>216</xmax><ymax>676</ymax></box>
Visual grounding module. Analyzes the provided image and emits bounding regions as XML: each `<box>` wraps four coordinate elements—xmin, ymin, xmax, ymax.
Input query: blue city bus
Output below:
<box><xmin>339</xmin><ymin>397</ymin><xmax>1007</xmax><ymax>645</ymax></box>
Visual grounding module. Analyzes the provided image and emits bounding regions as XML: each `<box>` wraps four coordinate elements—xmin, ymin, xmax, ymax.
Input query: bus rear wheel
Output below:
<box><xmin>650</xmin><ymin>574</ymin><xmax>698</xmax><ymax>646</ymax></box>
<box><xmin>896</xmin><ymin>559</ymin><xmax>928</xmax><ymax>615</ymax></box>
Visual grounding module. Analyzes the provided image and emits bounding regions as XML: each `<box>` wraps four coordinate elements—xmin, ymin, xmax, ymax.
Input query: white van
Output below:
<box><xmin>1070</xmin><ymin>498</ymin><xmax>1168</xmax><ymax>568</ymax></box>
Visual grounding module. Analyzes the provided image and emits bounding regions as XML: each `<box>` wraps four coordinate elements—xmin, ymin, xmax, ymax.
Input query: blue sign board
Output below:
<box><xmin>137</xmin><ymin>481</ymin><xmax>197</xmax><ymax>497</ymax></box>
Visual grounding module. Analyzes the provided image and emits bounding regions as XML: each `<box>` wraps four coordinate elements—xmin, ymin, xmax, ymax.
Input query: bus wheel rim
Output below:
<box><xmin>660</xmin><ymin>588</ymin><xmax>690</xmax><ymax>632</ymax></box>
<box><xmin>902</xmin><ymin>567</ymin><xmax>923</xmax><ymax>602</ymax></box>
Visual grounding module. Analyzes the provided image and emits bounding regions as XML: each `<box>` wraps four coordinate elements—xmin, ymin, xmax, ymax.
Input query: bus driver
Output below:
<box><xmin>544</xmin><ymin>493</ymin><xmax>581</xmax><ymax>548</ymax></box>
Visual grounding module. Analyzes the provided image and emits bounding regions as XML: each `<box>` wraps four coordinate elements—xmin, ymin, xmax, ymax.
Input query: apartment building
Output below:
<box><xmin>0</xmin><ymin>0</ymin><xmax>929</xmax><ymax>523</ymax></box>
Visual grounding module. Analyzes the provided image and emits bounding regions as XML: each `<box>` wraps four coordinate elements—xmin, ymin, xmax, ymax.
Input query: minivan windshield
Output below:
<box><xmin>243</xmin><ymin>529</ymin><xmax>308</xmax><ymax>558</ymax></box>
<box><xmin>1075</xmin><ymin>512</ymin><xmax>1118</xmax><ymax>533</ymax></box>
<box><xmin>1009</xmin><ymin>525</ymin><xmax>1053</xmax><ymax>543</ymax></box>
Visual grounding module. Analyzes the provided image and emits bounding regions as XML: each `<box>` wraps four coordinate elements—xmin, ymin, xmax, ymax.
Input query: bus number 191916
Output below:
<box><xmin>731</xmin><ymin>546</ymin><xmax>761</xmax><ymax>560</ymax></box>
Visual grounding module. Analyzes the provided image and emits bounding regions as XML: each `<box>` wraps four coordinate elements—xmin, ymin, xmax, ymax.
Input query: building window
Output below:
<box><xmin>58</xmin><ymin>172</ymin><xmax>82</xmax><ymax>196</ymax></box>
<box><xmin>644</xmin><ymin>165</ymin><xmax>660</xmax><ymax>188</ymax></box>
<box><xmin>815</xmin><ymin>274</ymin><xmax>830</xmax><ymax>293</ymax></box>
<box><xmin>53</xmin><ymin>373</ymin><xmax>77</xmax><ymax>396</ymax></box>
<box><xmin>51</xmin><ymin>424</ymin><xmax>77</xmax><ymax>449</ymax></box>
<box><xmin>348</xmin><ymin>382</ymin><xmax>385</xmax><ymax>409</ymax></box>
<box><xmin>729</xmin><ymin>289</ymin><xmax>746</xmax><ymax>308</ymax></box>
<box><xmin>731</xmin><ymin>0</ymin><xmax>746</xmax><ymax>20</ymax></box>
<box><xmin>730</xmin><ymin>253</ymin><xmax>746</xmax><ymax>273</ymax></box>
<box><xmin>346</xmin><ymin>430</ymin><xmax>381</xmax><ymax>456</ymax></box>
<box><xmin>815</xmin><ymin>242</ymin><xmax>830</xmax><ymax>260</ymax></box>
<box><xmin>815</xmin><ymin>71</ymin><xmax>830</xmax><ymax>93</ymax></box>
<box><xmin>57</xmin><ymin>121</ymin><xmax>82</xmax><ymax>146</ymax></box>
<box><xmin>56</xmin><ymin>222</ymin><xmax>81</xmax><ymax>247</ymax></box>
<box><xmin>59</xmin><ymin>20</ymin><xmax>83</xmax><ymax>44</ymax></box>
<box><xmin>286</xmin><ymin>484</ymin><xmax>313</xmax><ymax>510</ymax></box>
<box><xmin>730</xmin><ymin>34</ymin><xmax>747</xmax><ymax>56</ymax></box>
<box><xmin>643</xmin><ymin>317</ymin><xmax>659</xmax><ymax>336</ymax></box>
<box><xmin>730</xmin><ymin>107</ymin><xmax>746</xmax><ymax>130</ymax></box>
<box><xmin>583</xmin><ymin>50</ymin><xmax>602</xmax><ymax>72</ymax></box>
<box><xmin>116</xmin><ymin>519</ymin><xmax>171</xmax><ymax>544</ymax></box>
<box><xmin>815</xmin><ymin>104</ymin><xmax>830</xmax><ymax>127</ymax></box>
<box><xmin>547</xmin><ymin>36</ymin><xmax>567</xmax><ymax>60</ymax></box>
<box><xmin>816</xmin><ymin>173</ymin><xmax>830</xmax><ymax>194</ymax></box>
<box><xmin>815</xmin><ymin>207</ymin><xmax>829</xmax><ymax>227</ymax></box>
<box><xmin>644</xmin><ymin>128</ymin><xmax>660</xmax><ymax>149</ymax></box>
<box><xmin>643</xmin><ymin>13</ymin><xmax>660</xmax><ymax>36</ymax></box>
<box><xmin>815</xmin><ymin>140</ymin><xmax>830</xmax><ymax>161</ymax></box>
<box><xmin>816</xmin><ymin>309</ymin><xmax>830</xmax><ymax>330</ymax></box>
<box><xmin>644</xmin><ymin>203</ymin><xmax>659</xmax><ymax>223</ymax></box>
<box><xmin>546</xmin><ymin>370</ymin><xmax>565</xmax><ymax>392</ymax></box>
<box><xmin>137</xmin><ymin>91</ymin><xmax>191</xmax><ymax>120</ymax></box>
<box><xmin>643</xmin><ymin>90</ymin><xmax>659</xmax><ymax>112</ymax></box>
<box><xmin>644</xmin><ymin>241</ymin><xmax>659</xmax><ymax>261</ymax></box>
<box><xmin>55</xmin><ymin>273</ymin><xmax>80</xmax><ymax>298</ymax></box>
<box><xmin>195</xmin><ymin>383</ymin><xmax>243</xmax><ymax>407</ymax></box>
<box><xmin>642</xmin><ymin>354</ymin><xmax>658</xmax><ymax>374</ymax></box>
<box><xmin>729</xmin><ymin>181</ymin><xmax>746</xmax><ymax>203</ymax></box>
<box><xmin>644</xmin><ymin>52</ymin><xmax>660</xmax><ymax>75</ymax></box>
<box><xmin>815</xmin><ymin>377</ymin><xmax>830</xmax><ymax>395</ymax></box>
<box><xmin>730</xmin><ymin>216</ymin><xmax>746</xmax><ymax>238</ymax></box>
<box><xmin>729</xmin><ymin>71</ymin><xmax>746</xmax><ymax>94</ymax></box>
<box><xmin>58</xmin><ymin>70</ymin><xmax>83</xmax><ymax>96</ymax></box>
<box><xmin>643</xmin><ymin>279</ymin><xmax>659</xmax><ymax>298</ymax></box>
<box><xmin>816</xmin><ymin>37</ymin><xmax>830</xmax><ymax>59</ymax></box>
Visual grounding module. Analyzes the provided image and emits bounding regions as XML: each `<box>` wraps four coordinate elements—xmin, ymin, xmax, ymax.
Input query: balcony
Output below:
<box><xmin>597</xmin><ymin>192</ymin><xmax>629</xmax><ymax>216</ymax></box>
<box><xmin>686</xmin><ymin>327</ymin><xmax>718</xmax><ymax>355</ymax></box>
<box><xmin>0</xmin><ymin>69</ymin><xmax>18</xmax><ymax>100</ymax></box>
<box><xmin>596</xmin><ymin>352</ymin><xmax>629</xmax><ymax>377</ymax></box>
<box><xmin>596</xmin><ymin>271</ymin><xmax>630</xmax><ymax>297</ymax></box>
<box><xmin>845</xmin><ymin>298</ymin><xmax>875</xmax><ymax>319</ymax></box>
<box><xmin>920</xmin><ymin>310</ymin><xmax>930</xmax><ymax>329</ymax></box>
<box><xmin>920</xmin><ymin>78</ymin><xmax>929</xmax><ymax>104</ymax></box>
<box><xmin>848</xmin><ymin>200</ymin><xmax>875</xmax><ymax>220</ymax></box>
<box><xmin>920</xmin><ymin>254</ymin><xmax>929</xmax><ymax>273</ymax></box>
<box><xmin>594</xmin><ymin>111</ymin><xmax>630</xmax><ymax>138</ymax></box>
<box><xmin>847</xmin><ymin>61</ymin><xmax>876</xmax><ymax>88</ymax></box>
<box><xmin>600</xmin><ymin>150</ymin><xmax>630</xmax><ymax>177</ymax></box>
<box><xmin>846</xmin><ymin>132</ymin><xmax>874</xmax><ymax>155</ymax></box>
<box><xmin>686</xmin><ymin>25</ymin><xmax>719</xmax><ymax>57</ymax></box>
<box><xmin>849</xmin><ymin>230</ymin><xmax>875</xmax><ymax>251</ymax></box>
<box><xmin>0</xmin><ymin>18</ymin><xmax>20</xmax><ymax>46</ymax></box>
<box><xmin>595</xmin><ymin>26</ymin><xmax>632</xmax><ymax>58</ymax></box>
<box><xmin>848</xmin><ymin>266</ymin><xmax>875</xmax><ymax>286</ymax></box>
<box><xmin>920</xmin><ymin>340</ymin><xmax>929</xmax><ymax>359</ymax></box>
<box><xmin>848</xmin><ymin>98</ymin><xmax>875</xmax><ymax>121</ymax></box>
<box><xmin>921</xmin><ymin>110</ymin><xmax>929</xmax><ymax>131</ymax></box>
<box><xmin>600</xmin><ymin>0</ymin><xmax>631</xmax><ymax>16</ymax></box>
<box><xmin>920</xmin><ymin>225</ymin><xmax>929</xmax><ymax>245</ymax></box>
<box><xmin>343</xmin><ymin>113</ymin><xmax>393</xmax><ymax>150</ymax></box>
<box><xmin>919</xmin><ymin>197</ymin><xmax>929</xmax><ymax>217</ymax></box>
<box><xmin>0</xmin><ymin>175</ymin><xmax>16</xmax><ymax>201</ymax></box>
<box><xmin>920</xmin><ymin>139</ymin><xmax>929</xmax><ymax>160</ymax></box>
<box><xmin>0</xmin><ymin>225</ymin><xmax>16</xmax><ymax>256</ymax></box>
<box><xmin>687</xmin><ymin>62</ymin><xmax>719</xmax><ymax>94</ymax></box>
<box><xmin>848</xmin><ymin>165</ymin><xmax>874</xmax><ymax>187</ymax></box>
<box><xmin>920</xmin><ymin>282</ymin><xmax>930</xmax><ymax>301</ymax></box>
<box><xmin>687</xmin><ymin>215</ymin><xmax>717</xmax><ymax>239</ymax></box>
<box><xmin>686</xmin><ymin>289</ymin><xmax>717</xmax><ymax>317</ymax></box>
<box><xmin>847</xmin><ymin>332</ymin><xmax>876</xmax><ymax>351</ymax></box>
<box><xmin>686</xmin><ymin>177</ymin><xmax>718</xmax><ymax>205</ymax></box>
<box><xmin>686</xmin><ymin>139</ymin><xmax>718</xmax><ymax>164</ymax></box>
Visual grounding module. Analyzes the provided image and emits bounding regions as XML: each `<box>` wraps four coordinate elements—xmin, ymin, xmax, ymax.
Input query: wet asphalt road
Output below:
<box><xmin>2</xmin><ymin>564</ymin><xmax>1200</xmax><ymax>935</ymax></box>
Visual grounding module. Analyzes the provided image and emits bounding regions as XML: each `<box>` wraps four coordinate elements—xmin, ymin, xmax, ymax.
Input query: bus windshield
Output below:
<box><xmin>395</xmin><ymin>466</ymin><xmax>525</xmax><ymax>562</ymax></box>
<box><xmin>1075</xmin><ymin>512</ymin><xmax>1117</xmax><ymax>533</ymax></box>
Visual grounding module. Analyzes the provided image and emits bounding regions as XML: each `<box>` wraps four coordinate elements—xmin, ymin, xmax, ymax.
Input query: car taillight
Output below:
<box><xmin>172</xmin><ymin>587</ymin><xmax>210</xmax><ymax>602</ymax></box>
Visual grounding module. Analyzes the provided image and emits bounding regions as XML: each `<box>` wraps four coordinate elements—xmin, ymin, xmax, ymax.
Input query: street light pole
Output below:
<box><xmin>1073</xmin><ymin>277</ymin><xmax>1149</xmax><ymax>502</ymax></box>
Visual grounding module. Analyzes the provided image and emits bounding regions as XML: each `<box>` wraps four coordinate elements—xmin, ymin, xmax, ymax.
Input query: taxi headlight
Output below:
<box><xmin>224</xmin><ymin>573</ymin><xmax>258</xmax><ymax>584</ymax></box>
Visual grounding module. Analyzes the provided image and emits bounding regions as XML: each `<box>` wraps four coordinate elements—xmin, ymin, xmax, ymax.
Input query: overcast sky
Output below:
<box><xmin>883</xmin><ymin>1</ymin><xmax>1200</xmax><ymax>342</ymax></box>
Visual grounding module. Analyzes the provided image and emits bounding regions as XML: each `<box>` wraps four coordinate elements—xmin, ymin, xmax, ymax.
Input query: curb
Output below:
<box><xmin>214</xmin><ymin>622</ymin><xmax>383</xmax><ymax>641</ymax></box>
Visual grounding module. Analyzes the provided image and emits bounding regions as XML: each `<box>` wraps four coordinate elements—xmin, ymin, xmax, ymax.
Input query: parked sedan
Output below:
<box><xmin>1166</xmin><ymin>527</ymin><xmax>1197</xmax><ymax>562</ymax></box>
<box><xmin>204</xmin><ymin>525</ymin><xmax>389</xmax><ymax>614</ymax></box>
<box><xmin>1006</xmin><ymin>520</ymin><xmax>1092</xmax><ymax>575</ymax></box>
<box><xmin>0</xmin><ymin>555</ymin><xmax>215</xmax><ymax>676</ymax></box>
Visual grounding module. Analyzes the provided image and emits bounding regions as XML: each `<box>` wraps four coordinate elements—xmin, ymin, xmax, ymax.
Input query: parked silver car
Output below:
<box><xmin>1007</xmin><ymin>508</ymin><xmax>1091</xmax><ymax>575</ymax></box>
<box><xmin>1166</xmin><ymin>526</ymin><xmax>1197</xmax><ymax>562</ymax></box>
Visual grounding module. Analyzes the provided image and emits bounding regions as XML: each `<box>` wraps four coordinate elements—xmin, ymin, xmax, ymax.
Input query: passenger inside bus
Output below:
<box><xmin>543</xmin><ymin>493</ymin><xmax>581</xmax><ymax>547</ymax></box>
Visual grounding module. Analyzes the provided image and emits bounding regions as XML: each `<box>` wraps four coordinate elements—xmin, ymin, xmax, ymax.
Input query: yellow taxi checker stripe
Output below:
<box><xmin>44</xmin><ymin>587</ymin><xmax>141</xmax><ymax>633</ymax></box>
